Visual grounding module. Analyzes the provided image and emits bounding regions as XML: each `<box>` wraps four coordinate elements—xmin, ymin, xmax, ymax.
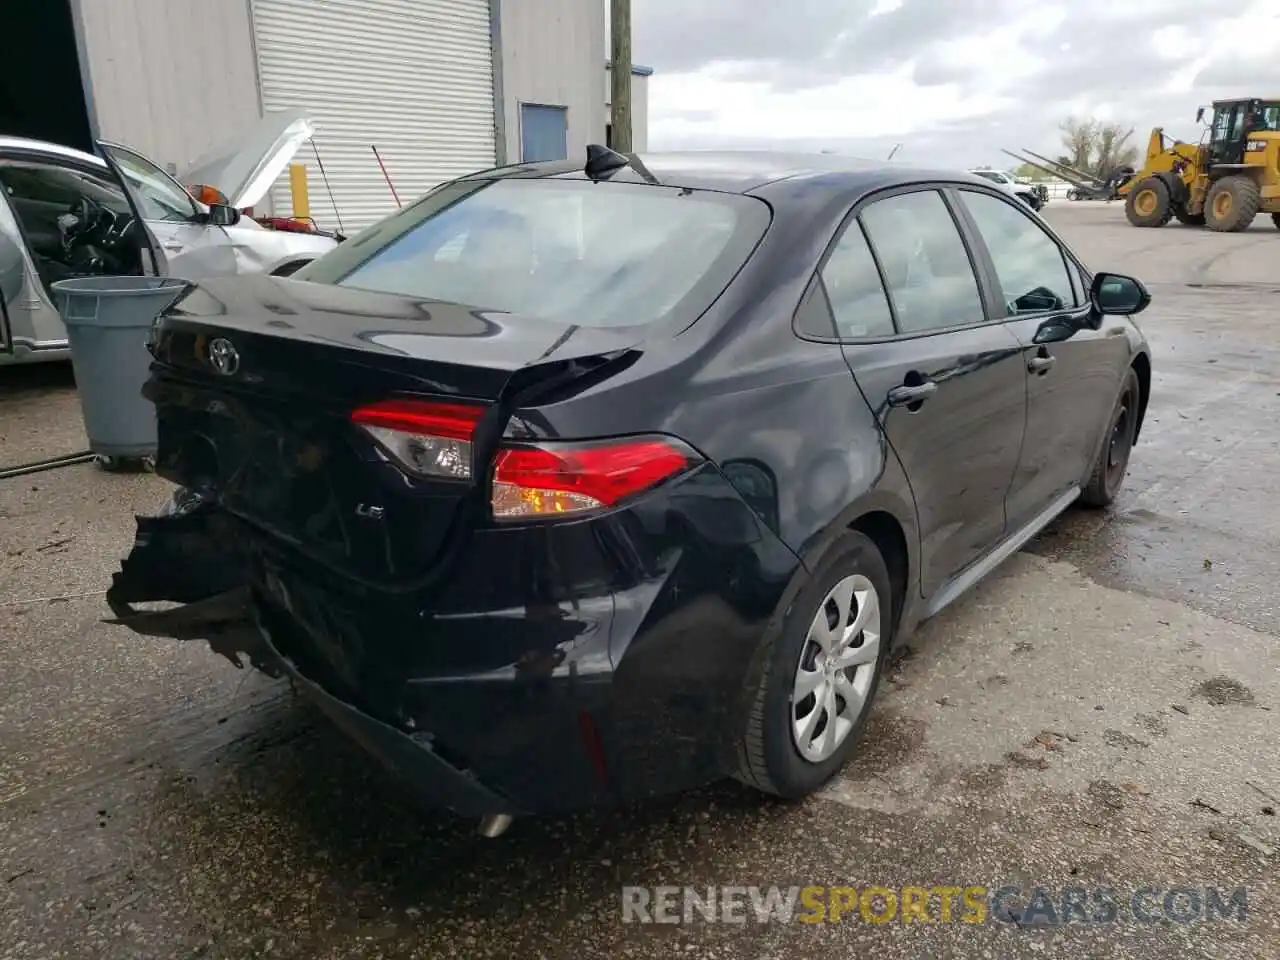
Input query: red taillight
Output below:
<box><xmin>349</xmin><ymin>399</ymin><xmax>698</xmax><ymax>518</ymax></box>
<box><xmin>492</xmin><ymin>437</ymin><xmax>696</xmax><ymax>518</ymax></box>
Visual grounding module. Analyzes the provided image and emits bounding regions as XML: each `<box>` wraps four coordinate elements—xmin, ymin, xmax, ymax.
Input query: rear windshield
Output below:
<box><xmin>295</xmin><ymin>177</ymin><xmax>771</xmax><ymax>330</ymax></box>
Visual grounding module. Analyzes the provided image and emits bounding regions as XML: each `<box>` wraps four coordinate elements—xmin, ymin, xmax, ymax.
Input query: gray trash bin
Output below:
<box><xmin>51</xmin><ymin>276</ymin><xmax>190</xmax><ymax>466</ymax></box>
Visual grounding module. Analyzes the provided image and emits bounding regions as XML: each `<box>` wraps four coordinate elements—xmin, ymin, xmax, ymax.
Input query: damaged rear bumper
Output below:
<box><xmin>106</xmin><ymin>472</ymin><xmax>803</xmax><ymax>816</ymax></box>
<box><xmin>106</xmin><ymin>584</ymin><xmax>524</xmax><ymax>818</ymax></box>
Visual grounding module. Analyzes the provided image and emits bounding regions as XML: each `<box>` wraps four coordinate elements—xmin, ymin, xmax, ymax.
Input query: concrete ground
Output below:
<box><xmin>1</xmin><ymin>202</ymin><xmax>1277</xmax><ymax>960</ymax></box>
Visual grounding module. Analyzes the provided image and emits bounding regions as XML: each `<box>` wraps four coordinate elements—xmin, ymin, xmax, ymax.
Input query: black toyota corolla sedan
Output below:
<box><xmin>106</xmin><ymin>148</ymin><xmax>1152</xmax><ymax>834</ymax></box>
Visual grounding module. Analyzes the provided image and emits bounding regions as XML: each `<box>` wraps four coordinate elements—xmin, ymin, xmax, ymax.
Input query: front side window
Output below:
<box><xmin>859</xmin><ymin>190</ymin><xmax>985</xmax><ymax>334</ymax></box>
<box><xmin>1228</xmin><ymin>105</ymin><xmax>1247</xmax><ymax>141</ymax></box>
<box><xmin>1213</xmin><ymin>106</ymin><xmax>1234</xmax><ymax>142</ymax></box>
<box><xmin>1214</xmin><ymin>104</ymin><xmax>1248</xmax><ymax>143</ymax></box>
<box><xmin>299</xmin><ymin>177</ymin><xmax>771</xmax><ymax>330</ymax></box>
<box><xmin>819</xmin><ymin>221</ymin><xmax>894</xmax><ymax>338</ymax></box>
<box><xmin>99</xmin><ymin>144</ymin><xmax>199</xmax><ymax>223</ymax></box>
<box><xmin>959</xmin><ymin>190</ymin><xmax>1076</xmax><ymax>315</ymax></box>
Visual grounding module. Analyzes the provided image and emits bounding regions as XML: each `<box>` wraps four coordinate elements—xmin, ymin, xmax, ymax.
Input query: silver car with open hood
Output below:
<box><xmin>0</xmin><ymin>109</ymin><xmax>339</xmax><ymax>366</ymax></box>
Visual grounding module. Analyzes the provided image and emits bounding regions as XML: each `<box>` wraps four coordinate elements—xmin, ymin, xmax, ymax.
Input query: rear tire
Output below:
<box><xmin>1080</xmin><ymin>368</ymin><xmax>1141</xmax><ymax>509</ymax></box>
<box><xmin>735</xmin><ymin>531</ymin><xmax>892</xmax><ymax>799</ymax></box>
<box><xmin>1271</xmin><ymin>213</ymin><xmax>1280</xmax><ymax>230</ymax></box>
<box><xmin>1205</xmin><ymin>176</ymin><xmax>1260</xmax><ymax>232</ymax></box>
<box><xmin>1124</xmin><ymin>177</ymin><xmax>1172</xmax><ymax>227</ymax></box>
<box><xmin>1173</xmin><ymin>206</ymin><xmax>1206</xmax><ymax>226</ymax></box>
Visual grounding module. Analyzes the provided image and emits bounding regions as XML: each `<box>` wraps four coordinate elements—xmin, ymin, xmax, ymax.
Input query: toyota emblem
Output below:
<box><xmin>208</xmin><ymin>338</ymin><xmax>240</xmax><ymax>376</ymax></box>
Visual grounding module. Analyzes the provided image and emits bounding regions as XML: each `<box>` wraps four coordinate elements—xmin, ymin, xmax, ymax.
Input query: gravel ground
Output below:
<box><xmin>1</xmin><ymin>201</ymin><xmax>1277</xmax><ymax>960</ymax></box>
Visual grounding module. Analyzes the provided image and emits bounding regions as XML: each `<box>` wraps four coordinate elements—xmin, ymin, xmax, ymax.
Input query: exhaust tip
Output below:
<box><xmin>477</xmin><ymin>814</ymin><xmax>514</xmax><ymax>838</ymax></box>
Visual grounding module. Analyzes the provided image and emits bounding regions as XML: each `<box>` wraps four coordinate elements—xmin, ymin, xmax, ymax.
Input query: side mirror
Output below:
<box><xmin>207</xmin><ymin>203</ymin><xmax>241</xmax><ymax>227</ymax></box>
<box><xmin>1091</xmin><ymin>272</ymin><xmax>1151</xmax><ymax>316</ymax></box>
<box><xmin>1196</xmin><ymin>106</ymin><xmax>1205</xmax><ymax>123</ymax></box>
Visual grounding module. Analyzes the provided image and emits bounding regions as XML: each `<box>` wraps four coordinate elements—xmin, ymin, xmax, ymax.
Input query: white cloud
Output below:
<box><xmin>650</xmin><ymin>62</ymin><xmax>1012</xmax><ymax>145</ymax></box>
<box><xmin>638</xmin><ymin>0</ymin><xmax>1280</xmax><ymax>167</ymax></box>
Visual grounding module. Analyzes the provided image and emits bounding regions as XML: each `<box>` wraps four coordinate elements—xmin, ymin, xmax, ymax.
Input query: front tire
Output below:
<box><xmin>1080</xmin><ymin>368</ymin><xmax>1141</xmax><ymax>508</ymax></box>
<box><xmin>735</xmin><ymin>531</ymin><xmax>892</xmax><ymax>799</ymax></box>
<box><xmin>1125</xmin><ymin>177</ymin><xmax>1172</xmax><ymax>227</ymax></box>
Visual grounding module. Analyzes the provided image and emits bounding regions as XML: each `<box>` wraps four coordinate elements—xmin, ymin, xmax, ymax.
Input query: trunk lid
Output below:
<box><xmin>146</xmin><ymin>275</ymin><xmax>640</xmax><ymax>586</ymax></box>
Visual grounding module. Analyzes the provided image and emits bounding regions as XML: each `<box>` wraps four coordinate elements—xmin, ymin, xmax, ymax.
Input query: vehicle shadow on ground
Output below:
<box><xmin>0</xmin><ymin>360</ymin><xmax>77</xmax><ymax>397</ymax></box>
<box><xmin>142</xmin><ymin>682</ymin><xmax>922</xmax><ymax>942</ymax></box>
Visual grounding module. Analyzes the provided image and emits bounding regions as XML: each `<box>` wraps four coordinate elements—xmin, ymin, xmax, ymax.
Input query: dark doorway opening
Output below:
<box><xmin>0</xmin><ymin>0</ymin><xmax>94</xmax><ymax>150</ymax></box>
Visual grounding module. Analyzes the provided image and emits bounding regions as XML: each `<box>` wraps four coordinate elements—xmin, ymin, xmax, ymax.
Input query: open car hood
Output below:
<box><xmin>178</xmin><ymin>108</ymin><xmax>315</xmax><ymax>210</ymax></box>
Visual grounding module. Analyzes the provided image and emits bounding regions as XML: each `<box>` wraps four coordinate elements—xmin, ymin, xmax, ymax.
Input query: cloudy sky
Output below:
<box><xmin>628</xmin><ymin>0</ymin><xmax>1280</xmax><ymax>168</ymax></box>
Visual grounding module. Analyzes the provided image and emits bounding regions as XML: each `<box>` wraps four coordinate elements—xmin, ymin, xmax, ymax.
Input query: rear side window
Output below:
<box><xmin>299</xmin><ymin>178</ymin><xmax>770</xmax><ymax>330</ymax></box>
<box><xmin>959</xmin><ymin>190</ymin><xmax>1077</xmax><ymax>314</ymax></box>
<box><xmin>820</xmin><ymin>221</ymin><xmax>895</xmax><ymax>338</ymax></box>
<box><xmin>0</xmin><ymin>159</ymin><xmax>131</xmax><ymax>215</ymax></box>
<box><xmin>859</xmin><ymin>190</ymin><xmax>985</xmax><ymax>334</ymax></box>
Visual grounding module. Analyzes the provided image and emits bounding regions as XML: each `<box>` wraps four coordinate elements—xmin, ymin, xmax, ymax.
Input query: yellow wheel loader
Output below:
<box><xmin>1120</xmin><ymin>98</ymin><xmax>1280</xmax><ymax>231</ymax></box>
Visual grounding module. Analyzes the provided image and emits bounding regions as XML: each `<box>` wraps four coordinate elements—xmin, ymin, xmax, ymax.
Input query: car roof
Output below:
<box><xmin>0</xmin><ymin>135</ymin><xmax>106</xmax><ymax>167</ymax></box>
<box><xmin>468</xmin><ymin>150</ymin><xmax>1003</xmax><ymax>198</ymax></box>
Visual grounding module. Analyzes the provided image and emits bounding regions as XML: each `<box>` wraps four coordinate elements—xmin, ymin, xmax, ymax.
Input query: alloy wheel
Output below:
<box><xmin>791</xmin><ymin>574</ymin><xmax>881</xmax><ymax>763</ymax></box>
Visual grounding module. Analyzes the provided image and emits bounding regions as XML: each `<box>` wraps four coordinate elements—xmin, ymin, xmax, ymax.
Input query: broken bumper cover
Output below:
<box><xmin>104</xmin><ymin>475</ymin><xmax>804</xmax><ymax>816</ymax></box>
<box><xmin>105</xmin><ymin>587</ymin><xmax>524</xmax><ymax>818</ymax></box>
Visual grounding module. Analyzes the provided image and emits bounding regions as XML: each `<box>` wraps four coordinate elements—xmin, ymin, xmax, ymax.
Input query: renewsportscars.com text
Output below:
<box><xmin>620</xmin><ymin>884</ymin><xmax>1249</xmax><ymax>926</ymax></box>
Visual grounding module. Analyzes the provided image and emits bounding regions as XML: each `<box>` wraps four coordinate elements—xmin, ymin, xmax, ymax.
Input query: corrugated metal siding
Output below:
<box><xmin>75</xmin><ymin>0</ymin><xmax>262</xmax><ymax>172</ymax></box>
<box><xmin>252</xmin><ymin>0</ymin><xmax>496</xmax><ymax>233</ymax></box>
<box><xmin>500</xmin><ymin>0</ymin><xmax>605</xmax><ymax>161</ymax></box>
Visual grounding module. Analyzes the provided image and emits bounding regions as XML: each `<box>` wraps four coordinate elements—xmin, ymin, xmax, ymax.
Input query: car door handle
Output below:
<box><xmin>162</xmin><ymin>243</ymin><xmax>184</xmax><ymax>252</ymax></box>
<box><xmin>887</xmin><ymin>381</ymin><xmax>937</xmax><ymax>407</ymax></box>
<box><xmin>1027</xmin><ymin>354</ymin><xmax>1056</xmax><ymax>373</ymax></box>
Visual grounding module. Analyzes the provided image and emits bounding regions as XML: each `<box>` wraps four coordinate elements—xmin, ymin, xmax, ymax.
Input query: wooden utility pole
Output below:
<box><xmin>609</xmin><ymin>0</ymin><xmax>633</xmax><ymax>152</ymax></box>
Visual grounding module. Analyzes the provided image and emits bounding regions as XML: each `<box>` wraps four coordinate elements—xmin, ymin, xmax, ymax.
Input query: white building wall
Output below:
<box><xmin>633</xmin><ymin>74</ymin><xmax>650</xmax><ymax>152</ymax></box>
<box><xmin>76</xmin><ymin>0</ymin><xmax>620</xmax><ymax>195</ymax></box>
<box><xmin>498</xmin><ymin>0</ymin><xmax>606</xmax><ymax>162</ymax></box>
<box><xmin>605</xmin><ymin>68</ymin><xmax>649</xmax><ymax>152</ymax></box>
<box><xmin>73</xmin><ymin>0</ymin><xmax>262</xmax><ymax>174</ymax></box>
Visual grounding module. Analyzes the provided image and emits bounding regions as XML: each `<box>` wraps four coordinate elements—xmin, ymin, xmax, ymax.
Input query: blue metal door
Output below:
<box><xmin>521</xmin><ymin>105</ymin><xmax>568</xmax><ymax>162</ymax></box>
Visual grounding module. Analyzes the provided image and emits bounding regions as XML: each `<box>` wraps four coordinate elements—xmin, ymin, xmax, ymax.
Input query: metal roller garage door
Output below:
<box><xmin>251</xmin><ymin>0</ymin><xmax>496</xmax><ymax>233</ymax></box>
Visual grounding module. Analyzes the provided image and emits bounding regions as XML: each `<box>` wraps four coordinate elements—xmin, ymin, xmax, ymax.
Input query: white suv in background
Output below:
<box><xmin>968</xmin><ymin>169</ymin><xmax>1046</xmax><ymax>212</ymax></box>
